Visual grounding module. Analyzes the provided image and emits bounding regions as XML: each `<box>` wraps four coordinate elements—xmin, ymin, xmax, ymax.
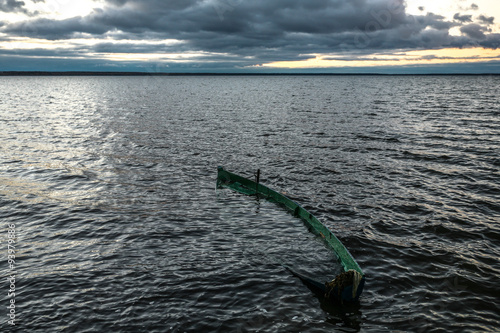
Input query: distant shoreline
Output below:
<box><xmin>1</xmin><ymin>71</ymin><xmax>499</xmax><ymax>76</ymax></box>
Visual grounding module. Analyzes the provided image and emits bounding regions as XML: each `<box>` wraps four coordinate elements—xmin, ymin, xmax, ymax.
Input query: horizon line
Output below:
<box><xmin>1</xmin><ymin>71</ymin><xmax>500</xmax><ymax>76</ymax></box>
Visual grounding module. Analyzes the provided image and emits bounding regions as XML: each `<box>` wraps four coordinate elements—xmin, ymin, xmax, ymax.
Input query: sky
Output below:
<box><xmin>0</xmin><ymin>0</ymin><xmax>499</xmax><ymax>73</ymax></box>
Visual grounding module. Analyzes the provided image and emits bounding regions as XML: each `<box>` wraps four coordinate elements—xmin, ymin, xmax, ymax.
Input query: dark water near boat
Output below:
<box><xmin>0</xmin><ymin>75</ymin><xmax>499</xmax><ymax>332</ymax></box>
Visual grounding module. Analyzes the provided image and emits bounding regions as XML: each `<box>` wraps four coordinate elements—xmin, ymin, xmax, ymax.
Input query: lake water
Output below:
<box><xmin>0</xmin><ymin>75</ymin><xmax>499</xmax><ymax>332</ymax></box>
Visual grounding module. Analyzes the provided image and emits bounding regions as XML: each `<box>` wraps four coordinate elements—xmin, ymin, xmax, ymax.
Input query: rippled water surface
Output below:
<box><xmin>1</xmin><ymin>75</ymin><xmax>499</xmax><ymax>332</ymax></box>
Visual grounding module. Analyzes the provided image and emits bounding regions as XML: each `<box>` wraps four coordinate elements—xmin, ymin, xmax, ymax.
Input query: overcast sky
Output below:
<box><xmin>0</xmin><ymin>0</ymin><xmax>499</xmax><ymax>73</ymax></box>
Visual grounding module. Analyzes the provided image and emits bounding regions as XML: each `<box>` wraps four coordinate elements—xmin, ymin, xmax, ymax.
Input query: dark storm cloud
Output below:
<box><xmin>478</xmin><ymin>15</ymin><xmax>494</xmax><ymax>25</ymax></box>
<box><xmin>1</xmin><ymin>1</ymin><xmax>405</xmax><ymax>37</ymax></box>
<box><xmin>0</xmin><ymin>0</ymin><xmax>43</xmax><ymax>15</ymax></box>
<box><xmin>419</xmin><ymin>13</ymin><xmax>456</xmax><ymax>30</ymax></box>
<box><xmin>460</xmin><ymin>23</ymin><xmax>489</xmax><ymax>40</ymax></box>
<box><xmin>5</xmin><ymin>16</ymin><xmax>110</xmax><ymax>39</ymax></box>
<box><xmin>0</xmin><ymin>0</ymin><xmax>407</xmax><ymax>58</ymax></box>
<box><xmin>1</xmin><ymin>0</ymin><xmax>500</xmax><ymax>70</ymax></box>
<box><xmin>453</xmin><ymin>13</ymin><xmax>473</xmax><ymax>23</ymax></box>
<box><xmin>0</xmin><ymin>0</ymin><xmax>27</xmax><ymax>13</ymax></box>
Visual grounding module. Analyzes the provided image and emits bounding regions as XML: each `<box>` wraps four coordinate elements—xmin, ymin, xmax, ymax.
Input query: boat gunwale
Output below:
<box><xmin>216</xmin><ymin>166</ymin><xmax>364</xmax><ymax>276</ymax></box>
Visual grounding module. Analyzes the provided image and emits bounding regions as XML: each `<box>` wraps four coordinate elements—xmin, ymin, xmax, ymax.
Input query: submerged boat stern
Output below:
<box><xmin>216</xmin><ymin>166</ymin><xmax>365</xmax><ymax>304</ymax></box>
<box><xmin>325</xmin><ymin>270</ymin><xmax>365</xmax><ymax>303</ymax></box>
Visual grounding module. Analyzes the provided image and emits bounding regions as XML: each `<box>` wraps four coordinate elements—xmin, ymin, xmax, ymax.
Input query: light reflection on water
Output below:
<box><xmin>0</xmin><ymin>75</ymin><xmax>499</xmax><ymax>332</ymax></box>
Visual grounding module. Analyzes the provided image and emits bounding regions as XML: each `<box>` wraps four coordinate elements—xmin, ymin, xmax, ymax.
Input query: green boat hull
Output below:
<box><xmin>216</xmin><ymin>166</ymin><xmax>365</xmax><ymax>303</ymax></box>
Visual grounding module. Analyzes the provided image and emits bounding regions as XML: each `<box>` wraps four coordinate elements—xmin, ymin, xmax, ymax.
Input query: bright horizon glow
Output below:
<box><xmin>98</xmin><ymin>51</ymin><xmax>232</xmax><ymax>62</ymax></box>
<box><xmin>260</xmin><ymin>48</ymin><xmax>500</xmax><ymax>69</ymax></box>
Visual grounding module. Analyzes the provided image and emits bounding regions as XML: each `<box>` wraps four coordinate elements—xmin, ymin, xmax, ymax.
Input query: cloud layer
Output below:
<box><xmin>1</xmin><ymin>0</ymin><xmax>499</xmax><ymax>71</ymax></box>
